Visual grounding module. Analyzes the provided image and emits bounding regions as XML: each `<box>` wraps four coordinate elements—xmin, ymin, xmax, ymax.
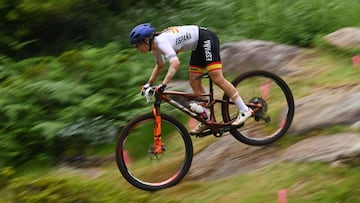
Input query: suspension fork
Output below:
<box><xmin>152</xmin><ymin>94</ymin><xmax>164</xmax><ymax>154</ymax></box>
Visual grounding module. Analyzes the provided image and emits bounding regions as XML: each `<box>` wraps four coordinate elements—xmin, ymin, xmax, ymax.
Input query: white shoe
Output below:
<box><xmin>232</xmin><ymin>109</ymin><xmax>253</xmax><ymax>126</ymax></box>
<box><xmin>190</xmin><ymin>122</ymin><xmax>208</xmax><ymax>135</ymax></box>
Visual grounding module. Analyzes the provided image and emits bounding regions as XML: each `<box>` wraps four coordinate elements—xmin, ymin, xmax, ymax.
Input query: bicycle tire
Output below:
<box><xmin>222</xmin><ymin>70</ymin><xmax>295</xmax><ymax>146</ymax></box>
<box><xmin>115</xmin><ymin>113</ymin><xmax>193</xmax><ymax>191</ymax></box>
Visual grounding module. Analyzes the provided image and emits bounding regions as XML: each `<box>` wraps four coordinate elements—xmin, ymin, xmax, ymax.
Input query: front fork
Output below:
<box><xmin>152</xmin><ymin>97</ymin><xmax>164</xmax><ymax>154</ymax></box>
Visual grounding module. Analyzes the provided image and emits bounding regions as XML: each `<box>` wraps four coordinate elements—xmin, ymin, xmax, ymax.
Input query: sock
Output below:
<box><xmin>233</xmin><ymin>97</ymin><xmax>249</xmax><ymax>112</ymax></box>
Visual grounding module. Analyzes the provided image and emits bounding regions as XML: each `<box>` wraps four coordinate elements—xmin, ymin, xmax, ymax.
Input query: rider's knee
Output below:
<box><xmin>189</xmin><ymin>79</ymin><xmax>200</xmax><ymax>89</ymax></box>
<box><xmin>211</xmin><ymin>74</ymin><xmax>226</xmax><ymax>86</ymax></box>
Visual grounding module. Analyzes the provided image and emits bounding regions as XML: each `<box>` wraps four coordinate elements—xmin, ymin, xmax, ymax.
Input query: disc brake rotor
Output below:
<box><xmin>249</xmin><ymin>97</ymin><xmax>269</xmax><ymax>122</ymax></box>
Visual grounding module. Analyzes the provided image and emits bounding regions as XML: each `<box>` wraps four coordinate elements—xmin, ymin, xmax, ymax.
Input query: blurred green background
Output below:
<box><xmin>0</xmin><ymin>0</ymin><xmax>359</xmax><ymax>202</ymax></box>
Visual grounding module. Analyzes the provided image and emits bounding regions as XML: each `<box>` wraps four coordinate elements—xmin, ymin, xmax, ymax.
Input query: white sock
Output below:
<box><xmin>234</xmin><ymin>97</ymin><xmax>249</xmax><ymax>112</ymax></box>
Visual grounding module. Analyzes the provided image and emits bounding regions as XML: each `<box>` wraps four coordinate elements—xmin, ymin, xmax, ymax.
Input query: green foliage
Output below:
<box><xmin>0</xmin><ymin>166</ymin><xmax>15</xmax><ymax>188</ymax></box>
<box><xmin>0</xmin><ymin>43</ymin><xmax>155</xmax><ymax>166</ymax></box>
<box><xmin>54</xmin><ymin>116</ymin><xmax>117</xmax><ymax>157</ymax></box>
<box><xmin>169</xmin><ymin>0</ymin><xmax>360</xmax><ymax>47</ymax></box>
<box><xmin>0</xmin><ymin>0</ymin><xmax>185</xmax><ymax>58</ymax></box>
<box><xmin>237</xmin><ymin>0</ymin><xmax>360</xmax><ymax>46</ymax></box>
<box><xmin>1</xmin><ymin>0</ymin><xmax>360</xmax><ymax>58</ymax></box>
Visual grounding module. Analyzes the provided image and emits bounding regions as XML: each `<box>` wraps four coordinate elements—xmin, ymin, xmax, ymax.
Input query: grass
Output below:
<box><xmin>139</xmin><ymin>162</ymin><xmax>359</xmax><ymax>203</ymax></box>
<box><xmin>4</xmin><ymin>161</ymin><xmax>358</xmax><ymax>203</ymax></box>
<box><xmin>288</xmin><ymin>49</ymin><xmax>360</xmax><ymax>91</ymax></box>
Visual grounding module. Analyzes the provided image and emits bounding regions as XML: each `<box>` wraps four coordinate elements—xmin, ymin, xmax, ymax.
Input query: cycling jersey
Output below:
<box><xmin>152</xmin><ymin>25</ymin><xmax>222</xmax><ymax>74</ymax></box>
<box><xmin>153</xmin><ymin>25</ymin><xmax>199</xmax><ymax>62</ymax></box>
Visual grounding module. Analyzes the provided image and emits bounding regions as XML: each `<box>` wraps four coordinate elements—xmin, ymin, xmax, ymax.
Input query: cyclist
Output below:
<box><xmin>129</xmin><ymin>23</ymin><xmax>252</xmax><ymax>134</ymax></box>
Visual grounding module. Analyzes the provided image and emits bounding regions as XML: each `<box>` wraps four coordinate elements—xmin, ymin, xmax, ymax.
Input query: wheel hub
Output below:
<box><xmin>249</xmin><ymin>97</ymin><xmax>269</xmax><ymax>122</ymax></box>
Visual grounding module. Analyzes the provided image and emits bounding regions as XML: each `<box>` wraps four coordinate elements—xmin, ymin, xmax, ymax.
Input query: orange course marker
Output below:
<box><xmin>352</xmin><ymin>55</ymin><xmax>360</xmax><ymax>67</ymax></box>
<box><xmin>260</xmin><ymin>82</ymin><xmax>271</xmax><ymax>100</ymax></box>
<box><xmin>277</xmin><ymin>189</ymin><xmax>287</xmax><ymax>203</ymax></box>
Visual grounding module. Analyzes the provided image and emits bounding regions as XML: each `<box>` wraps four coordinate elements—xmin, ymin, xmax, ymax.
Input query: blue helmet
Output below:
<box><xmin>129</xmin><ymin>23</ymin><xmax>155</xmax><ymax>45</ymax></box>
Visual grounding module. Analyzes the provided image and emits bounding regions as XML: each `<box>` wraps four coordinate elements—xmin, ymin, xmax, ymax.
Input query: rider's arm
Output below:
<box><xmin>162</xmin><ymin>58</ymin><xmax>180</xmax><ymax>85</ymax></box>
<box><xmin>153</xmin><ymin>38</ymin><xmax>181</xmax><ymax>86</ymax></box>
<box><xmin>147</xmin><ymin>61</ymin><xmax>165</xmax><ymax>85</ymax></box>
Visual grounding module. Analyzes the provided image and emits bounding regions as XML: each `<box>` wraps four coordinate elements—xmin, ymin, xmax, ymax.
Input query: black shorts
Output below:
<box><xmin>189</xmin><ymin>27</ymin><xmax>222</xmax><ymax>74</ymax></box>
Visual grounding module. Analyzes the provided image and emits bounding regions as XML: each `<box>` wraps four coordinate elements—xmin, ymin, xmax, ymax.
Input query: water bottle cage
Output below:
<box><xmin>198</xmin><ymin>111</ymin><xmax>208</xmax><ymax>120</ymax></box>
<box><xmin>189</xmin><ymin>103</ymin><xmax>209</xmax><ymax>120</ymax></box>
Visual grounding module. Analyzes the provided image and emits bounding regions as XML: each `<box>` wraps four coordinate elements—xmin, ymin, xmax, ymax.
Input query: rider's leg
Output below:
<box><xmin>209</xmin><ymin>69</ymin><xmax>253</xmax><ymax>125</ymax></box>
<box><xmin>189</xmin><ymin>72</ymin><xmax>206</xmax><ymax>95</ymax></box>
<box><xmin>188</xmin><ymin>67</ymin><xmax>210</xmax><ymax>134</ymax></box>
<box><xmin>208</xmin><ymin>69</ymin><xmax>248</xmax><ymax>111</ymax></box>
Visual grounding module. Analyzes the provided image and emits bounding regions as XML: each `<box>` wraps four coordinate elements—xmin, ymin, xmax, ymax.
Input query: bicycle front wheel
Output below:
<box><xmin>222</xmin><ymin>70</ymin><xmax>295</xmax><ymax>146</ymax></box>
<box><xmin>115</xmin><ymin>113</ymin><xmax>193</xmax><ymax>191</ymax></box>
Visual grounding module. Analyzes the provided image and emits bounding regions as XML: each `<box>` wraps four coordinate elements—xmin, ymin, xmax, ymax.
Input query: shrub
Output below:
<box><xmin>0</xmin><ymin>43</ymin><xmax>153</xmax><ymax>166</ymax></box>
<box><xmin>53</xmin><ymin>116</ymin><xmax>117</xmax><ymax>158</ymax></box>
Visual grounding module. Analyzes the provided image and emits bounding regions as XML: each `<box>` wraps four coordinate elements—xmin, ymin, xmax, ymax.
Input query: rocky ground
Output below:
<box><xmin>184</xmin><ymin>27</ymin><xmax>360</xmax><ymax>181</ymax></box>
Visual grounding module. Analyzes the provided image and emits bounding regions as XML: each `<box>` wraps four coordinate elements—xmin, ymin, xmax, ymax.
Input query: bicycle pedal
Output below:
<box><xmin>219</xmin><ymin>126</ymin><xmax>232</xmax><ymax>134</ymax></box>
<box><xmin>191</xmin><ymin>129</ymin><xmax>213</xmax><ymax>137</ymax></box>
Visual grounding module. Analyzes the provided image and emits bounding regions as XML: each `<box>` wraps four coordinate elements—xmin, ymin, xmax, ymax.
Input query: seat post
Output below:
<box><xmin>194</xmin><ymin>72</ymin><xmax>214</xmax><ymax>102</ymax></box>
<box><xmin>209</xmin><ymin>76</ymin><xmax>213</xmax><ymax>96</ymax></box>
<box><xmin>208</xmin><ymin>75</ymin><xmax>215</xmax><ymax>102</ymax></box>
<box><xmin>207</xmin><ymin>75</ymin><xmax>215</xmax><ymax>120</ymax></box>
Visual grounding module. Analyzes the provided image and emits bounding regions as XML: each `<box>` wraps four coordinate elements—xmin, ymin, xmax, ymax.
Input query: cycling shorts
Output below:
<box><xmin>189</xmin><ymin>27</ymin><xmax>222</xmax><ymax>74</ymax></box>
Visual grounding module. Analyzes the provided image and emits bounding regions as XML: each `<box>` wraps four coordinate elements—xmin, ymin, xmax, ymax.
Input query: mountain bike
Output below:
<box><xmin>115</xmin><ymin>70</ymin><xmax>295</xmax><ymax>191</ymax></box>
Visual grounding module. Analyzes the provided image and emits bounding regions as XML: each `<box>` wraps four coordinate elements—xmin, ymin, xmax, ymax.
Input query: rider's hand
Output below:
<box><xmin>141</xmin><ymin>83</ymin><xmax>154</xmax><ymax>103</ymax></box>
<box><xmin>155</xmin><ymin>84</ymin><xmax>167</xmax><ymax>93</ymax></box>
<box><xmin>141</xmin><ymin>83</ymin><xmax>154</xmax><ymax>96</ymax></box>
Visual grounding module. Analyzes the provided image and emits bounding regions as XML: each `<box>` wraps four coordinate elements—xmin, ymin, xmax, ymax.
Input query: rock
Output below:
<box><xmin>281</xmin><ymin>133</ymin><xmax>360</xmax><ymax>166</ymax></box>
<box><xmin>220</xmin><ymin>40</ymin><xmax>301</xmax><ymax>76</ymax></box>
<box><xmin>188</xmin><ymin>133</ymin><xmax>360</xmax><ymax>181</ymax></box>
<box><xmin>289</xmin><ymin>85</ymin><xmax>360</xmax><ymax>134</ymax></box>
<box><xmin>187</xmin><ymin>135</ymin><xmax>279</xmax><ymax>181</ymax></box>
<box><xmin>324</xmin><ymin>27</ymin><xmax>360</xmax><ymax>49</ymax></box>
<box><xmin>352</xmin><ymin>121</ymin><xmax>360</xmax><ymax>130</ymax></box>
<box><xmin>172</xmin><ymin>38</ymin><xmax>360</xmax><ymax>181</ymax></box>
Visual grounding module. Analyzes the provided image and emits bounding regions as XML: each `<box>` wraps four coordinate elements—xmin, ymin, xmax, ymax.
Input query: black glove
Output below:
<box><xmin>155</xmin><ymin>84</ymin><xmax>167</xmax><ymax>93</ymax></box>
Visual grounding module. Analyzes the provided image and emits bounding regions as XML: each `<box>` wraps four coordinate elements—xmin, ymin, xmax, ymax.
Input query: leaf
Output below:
<box><xmin>30</xmin><ymin>121</ymin><xmax>67</xmax><ymax>140</ymax></box>
<box><xmin>25</xmin><ymin>80</ymin><xmax>92</xmax><ymax>104</ymax></box>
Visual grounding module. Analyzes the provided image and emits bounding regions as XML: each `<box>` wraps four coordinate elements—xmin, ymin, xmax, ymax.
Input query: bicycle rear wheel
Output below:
<box><xmin>222</xmin><ymin>70</ymin><xmax>295</xmax><ymax>146</ymax></box>
<box><xmin>115</xmin><ymin>113</ymin><xmax>193</xmax><ymax>191</ymax></box>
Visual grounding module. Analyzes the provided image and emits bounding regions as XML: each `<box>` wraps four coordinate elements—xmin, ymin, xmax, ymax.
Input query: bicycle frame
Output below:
<box><xmin>117</xmin><ymin>70</ymin><xmax>294</xmax><ymax>191</ymax></box>
<box><xmin>151</xmin><ymin>75</ymin><xmax>235</xmax><ymax>154</ymax></box>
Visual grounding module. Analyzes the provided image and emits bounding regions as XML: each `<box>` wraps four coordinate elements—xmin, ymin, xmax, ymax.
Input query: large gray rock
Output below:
<box><xmin>187</xmin><ymin>135</ymin><xmax>279</xmax><ymax>181</ymax></box>
<box><xmin>281</xmin><ymin>133</ymin><xmax>360</xmax><ymax>166</ymax></box>
<box><xmin>289</xmin><ymin>85</ymin><xmax>360</xmax><ymax>134</ymax></box>
<box><xmin>220</xmin><ymin>40</ymin><xmax>301</xmax><ymax>76</ymax></box>
<box><xmin>324</xmin><ymin>27</ymin><xmax>360</xmax><ymax>49</ymax></box>
<box><xmin>188</xmin><ymin>133</ymin><xmax>360</xmax><ymax>181</ymax></box>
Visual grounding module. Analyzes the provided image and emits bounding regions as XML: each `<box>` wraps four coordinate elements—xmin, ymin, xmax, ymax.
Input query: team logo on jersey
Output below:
<box><xmin>176</xmin><ymin>32</ymin><xmax>192</xmax><ymax>45</ymax></box>
<box><xmin>163</xmin><ymin>27</ymin><xmax>179</xmax><ymax>33</ymax></box>
<box><xmin>203</xmin><ymin>40</ymin><xmax>212</xmax><ymax>61</ymax></box>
